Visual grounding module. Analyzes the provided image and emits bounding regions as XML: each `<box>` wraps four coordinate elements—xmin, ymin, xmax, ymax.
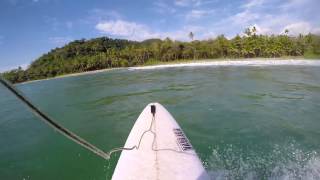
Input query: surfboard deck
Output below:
<box><xmin>112</xmin><ymin>103</ymin><xmax>209</xmax><ymax>180</ymax></box>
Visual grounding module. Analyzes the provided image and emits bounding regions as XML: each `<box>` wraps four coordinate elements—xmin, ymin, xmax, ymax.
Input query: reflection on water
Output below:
<box><xmin>0</xmin><ymin>66</ymin><xmax>320</xmax><ymax>180</ymax></box>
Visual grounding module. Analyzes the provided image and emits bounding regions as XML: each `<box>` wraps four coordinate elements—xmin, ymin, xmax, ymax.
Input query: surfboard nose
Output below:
<box><xmin>112</xmin><ymin>102</ymin><xmax>209</xmax><ymax>180</ymax></box>
<box><xmin>147</xmin><ymin>102</ymin><xmax>161</xmax><ymax>114</ymax></box>
<box><xmin>147</xmin><ymin>102</ymin><xmax>165</xmax><ymax>110</ymax></box>
<box><xmin>148</xmin><ymin>102</ymin><xmax>160</xmax><ymax>106</ymax></box>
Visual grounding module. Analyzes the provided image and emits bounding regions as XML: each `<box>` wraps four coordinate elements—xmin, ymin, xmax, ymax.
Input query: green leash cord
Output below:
<box><xmin>0</xmin><ymin>76</ymin><xmax>111</xmax><ymax>160</ymax></box>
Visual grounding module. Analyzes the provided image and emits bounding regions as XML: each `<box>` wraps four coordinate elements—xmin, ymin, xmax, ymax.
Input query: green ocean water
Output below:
<box><xmin>1</xmin><ymin>65</ymin><xmax>320</xmax><ymax>180</ymax></box>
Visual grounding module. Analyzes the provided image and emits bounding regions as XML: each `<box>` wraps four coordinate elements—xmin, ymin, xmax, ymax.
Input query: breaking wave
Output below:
<box><xmin>129</xmin><ymin>60</ymin><xmax>320</xmax><ymax>70</ymax></box>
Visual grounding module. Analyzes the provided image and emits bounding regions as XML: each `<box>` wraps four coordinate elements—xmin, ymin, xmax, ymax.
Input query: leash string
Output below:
<box><xmin>0</xmin><ymin>77</ymin><xmax>193</xmax><ymax>160</ymax></box>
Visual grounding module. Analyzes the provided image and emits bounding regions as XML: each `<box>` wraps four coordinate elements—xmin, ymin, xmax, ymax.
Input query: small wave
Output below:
<box><xmin>268</xmin><ymin>93</ymin><xmax>305</xmax><ymax>100</ymax></box>
<box><xmin>85</xmin><ymin>84</ymin><xmax>195</xmax><ymax>106</ymax></box>
<box><xmin>206</xmin><ymin>143</ymin><xmax>320</xmax><ymax>180</ymax></box>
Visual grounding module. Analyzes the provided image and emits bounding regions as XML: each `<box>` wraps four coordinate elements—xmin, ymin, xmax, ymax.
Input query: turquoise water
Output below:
<box><xmin>1</xmin><ymin>65</ymin><xmax>320</xmax><ymax>179</ymax></box>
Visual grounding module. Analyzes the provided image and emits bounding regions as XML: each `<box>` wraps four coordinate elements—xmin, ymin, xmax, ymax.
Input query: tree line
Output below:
<box><xmin>2</xmin><ymin>27</ymin><xmax>320</xmax><ymax>83</ymax></box>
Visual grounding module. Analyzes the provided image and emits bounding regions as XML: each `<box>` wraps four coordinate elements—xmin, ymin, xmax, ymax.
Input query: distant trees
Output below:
<box><xmin>2</xmin><ymin>29</ymin><xmax>320</xmax><ymax>83</ymax></box>
<box><xmin>2</xmin><ymin>66</ymin><xmax>27</xmax><ymax>83</ymax></box>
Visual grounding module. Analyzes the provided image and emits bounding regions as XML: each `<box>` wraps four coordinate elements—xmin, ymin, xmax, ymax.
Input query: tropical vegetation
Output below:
<box><xmin>2</xmin><ymin>27</ymin><xmax>320</xmax><ymax>83</ymax></box>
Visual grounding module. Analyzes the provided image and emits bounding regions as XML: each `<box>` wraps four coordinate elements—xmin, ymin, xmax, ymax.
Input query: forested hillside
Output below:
<box><xmin>2</xmin><ymin>28</ymin><xmax>320</xmax><ymax>83</ymax></box>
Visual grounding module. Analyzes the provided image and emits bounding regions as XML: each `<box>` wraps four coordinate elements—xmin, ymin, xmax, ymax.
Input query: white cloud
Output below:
<box><xmin>187</xmin><ymin>10</ymin><xmax>206</xmax><ymax>19</ymax></box>
<box><xmin>186</xmin><ymin>9</ymin><xmax>214</xmax><ymax>20</ymax></box>
<box><xmin>283</xmin><ymin>22</ymin><xmax>311</xmax><ymax>35</ymax></box>
<box><xmin>193</xmin><ymin>0</ymin><xmax>217</xmax><ymax>7</ymax></box>
<box><xmin>175</xmin><ymin>0</ymin><xmax>190</xmax><ymax>6</ymax></box>
<box><xmin>95</xmin><ymin>20</ymin><xmax>158</xmax><ymax>41</ymax></box>
<box><xmin>242</xmin><ymin>0</ymin><xmax>265</xmax><ymax>9</ymax></box>
<box><xmin>82</xmin><ymin>9</ymin><xmax>123</xmax><ymax>25</ymax></box>
<box><xmin>252</xmin><ymin>25</ymin><xmax>272</xmax><ymax>34</ymax></box>
<box><xmin>94</xmin><ymin>0</ymin><xmax>319</xmax><ymax>41</ymax></box>
<box><xmin>153</xmin><ymin>1</ymin><xmax>176</xmax><ymax>14</ymax></box>
<box><xmin>313</xmin><ymin>28</ymin><xmax>320</xmax><ymax>35</ymax></box>
<box><xmin>280</xmin><ymin>0</ymin><xmax>309</xmax><ymax>11</ymax></box>
<box><xmin>213</xmin><ymin>0</ymin><xmax>320</xmax><ymax>37</ymax></box>
<box><xmin>95</xmin><ymin>19</ymin><xmax>216</xmax><ymax>41</ymax></box>
<box><xmin>282</xmin><ymin>22</ymin><xmax>320</xmax><ymax>35</ymax></box>
<box><xmin>242</xmin><ymin>24</ymin><xmax>272</xmax><ymax>35</ymax></box>
<box><xmin>0</xmin><ymin>63</ymin><xmax>29</xmax><ymax>73</ymax></box>
<box><xmin>174</xmin><ymin>0</ymin><xmax>203</xmax><ymax>7</ymax></box>
<box><xmin>229</xmin><ymin>10</ymin><xmax>260</xmax><ymax>25</ymax></box>
<box><xmin>49</xmin><ymin>36</ymin><xmax>73</xmax><ymax>46</ymax></box>
<box><xmin>18</xmin><ymin>63</ymin><xmax>29</xmax><ymax>70</ymax></box>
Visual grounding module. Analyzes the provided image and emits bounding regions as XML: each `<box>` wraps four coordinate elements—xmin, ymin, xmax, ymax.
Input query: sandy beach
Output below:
<box><xmin>129</xmin><ymin>59</ymin><xmax>320</xmax><ymax>70</ymax></box>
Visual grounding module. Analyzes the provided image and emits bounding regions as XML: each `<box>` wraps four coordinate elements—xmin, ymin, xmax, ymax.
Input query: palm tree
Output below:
<box><xmin>244</xmin><ymin>28</ymin><xmax>251</xmax><ymax>37</ymax></box>
<box><xmin>188</xmin><ymin>32</ymin><xmax>194</xmax><ymax>41</ymax></box>
<box><xmin>284</xmin><ymin>29</ymin><xmax>289</xmax><ymax>35</ymax></box>
<box><xmin>252</xmin><ymin>26</ymin><xmax>257</xmax><ymax>36</ymax></box>
<box><xmin>188</xmin><ymin>32</ymin><xmax>196</xmax><ymax>60</ymax></box>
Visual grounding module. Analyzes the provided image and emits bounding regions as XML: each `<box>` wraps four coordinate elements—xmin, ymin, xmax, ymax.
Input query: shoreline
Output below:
<box><xmin>18</xmin><ymin>68</ymin><xmax>123</xmax><ymax>85</ymax></box>
<box><xmin>18</xmin><ymin>58</ymin><xmax>320</xmax><ymax>85</ymax></box>
<box><xmin>130</xmin><ymin>59</ymin><xmax>320</xmax><ymax>70</ymax></box>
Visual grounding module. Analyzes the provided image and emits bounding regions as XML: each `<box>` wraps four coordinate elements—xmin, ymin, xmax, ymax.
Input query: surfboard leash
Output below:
<box><xmin>0</xmin><ymin>76</ymin><xmax>111</xmax><ymax>160</ymax></box>
<box><xmin>0</xmin><ymin>76</ymin><xmax>162</xmax><ymax>160</ymax></box>
<box><xmin>0</xmin><ymin>76</ymin><xmax>192</xmax><ymax>160</ymax></box>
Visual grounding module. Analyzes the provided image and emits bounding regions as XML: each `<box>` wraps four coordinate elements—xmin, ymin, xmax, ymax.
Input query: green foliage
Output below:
<box><xmin>2</xmin><ymin>32</ymin><xmax>320</xmax><ymax>83</ymax></box>
<box><xmin>2</xmin><ymin>67</ymin><xmax>27</xmax><ymax>83</ymax></box>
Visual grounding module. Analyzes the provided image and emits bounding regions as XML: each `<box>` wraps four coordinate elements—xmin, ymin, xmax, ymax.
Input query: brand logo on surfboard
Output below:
<box><xmin>173</xmin><ymin>128</ymin><xmax>193</xmax><ymax>151</ymax></box>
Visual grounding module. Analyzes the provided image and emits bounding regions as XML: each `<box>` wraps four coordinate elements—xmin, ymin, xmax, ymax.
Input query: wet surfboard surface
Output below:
<box><xmin>112</xmin><ymin>103</ymin><xmax>209</xmax><ymax>180</ymax></box>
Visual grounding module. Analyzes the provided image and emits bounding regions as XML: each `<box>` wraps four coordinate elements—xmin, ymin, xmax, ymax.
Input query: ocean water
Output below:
<box><xmin>1</xmin><ymin>65</ymin><xmax>320</xmax><ymax>180</ymax></box>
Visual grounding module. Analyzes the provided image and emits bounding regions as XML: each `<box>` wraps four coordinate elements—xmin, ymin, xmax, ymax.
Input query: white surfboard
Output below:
<box><xmin>112</xmin><ymin>102</ymin><xmax>209</xmax><ymax>180</ymax></box>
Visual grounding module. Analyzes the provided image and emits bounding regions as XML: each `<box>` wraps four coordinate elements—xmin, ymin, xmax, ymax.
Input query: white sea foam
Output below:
<box><xmin>129</xmin><ymin>59</ymin><xmax>320</xmax><ymax>70</ymax></box>
<box><xmin>206</xmin><ymin>143</ymin><xmax>320</xmax><ymax>180</ymax></box>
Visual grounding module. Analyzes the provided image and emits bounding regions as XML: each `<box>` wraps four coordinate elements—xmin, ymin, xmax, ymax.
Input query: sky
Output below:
<box><xmin>0</xmin><ymin>0</ymin><xmax>319</xmax><ymax>72</ymax></box>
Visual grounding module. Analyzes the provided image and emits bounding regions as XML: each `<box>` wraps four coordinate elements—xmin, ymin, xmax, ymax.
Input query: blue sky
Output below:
<box><xmin>0</xmin><ymin>0</ymin><xmax>319</xmax><ymax>72</ymax></box>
